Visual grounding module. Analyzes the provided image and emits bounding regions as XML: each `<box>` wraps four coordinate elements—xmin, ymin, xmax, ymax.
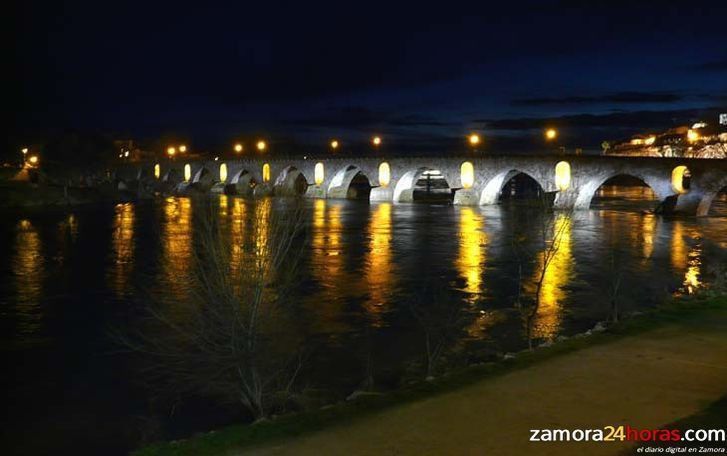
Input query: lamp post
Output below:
<box><xmin>234</xmin><ymin>143</ymin><xmax>243</xmax><ymax>153</ymax></box>
<box><xmin>167</xmin><ymin>146</ymin><xmax>176</xmax><ymax>160</ymax></box>
<box><xmin>330</xmin><ymin>139</ymin><xmax>339</xmax><ymax>152</ymax></box>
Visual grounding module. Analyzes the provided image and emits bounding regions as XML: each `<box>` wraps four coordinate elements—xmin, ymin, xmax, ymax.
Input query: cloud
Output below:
<box><xmin>282</xmin><ymin>107</ymin><xmax>456</xmax><ymax>129</ymax></box>
<box><xmin>686</xmin><ymin>57</ymin><xmax>727</xmax><ymax>72</ymax></box>
<box><xmin>511</xmin><ymin>91</ymin><xmax>684</xmax><ymax>106</ymax></box>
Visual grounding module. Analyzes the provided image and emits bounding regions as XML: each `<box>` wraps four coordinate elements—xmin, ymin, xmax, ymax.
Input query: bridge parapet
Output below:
<box><xmin>115</xmin><ymin>155</ymin><xmax>727</xmax><ymax>215</ymax></box>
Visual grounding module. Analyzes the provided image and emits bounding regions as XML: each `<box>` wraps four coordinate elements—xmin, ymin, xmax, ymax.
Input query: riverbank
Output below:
<box><xmin>0</xmin><ymin>181</ymin><xmax>145</xmax><ymax>209</ymax></box>
<box><xmin>134</xmin><ymin>294</ymin><xmax>727</xmax><ymax>456</ymax></box>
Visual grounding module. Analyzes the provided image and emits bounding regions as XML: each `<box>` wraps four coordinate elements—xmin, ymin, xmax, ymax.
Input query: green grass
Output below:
<box><xmin>134</xmin><ymin>294</ymin><xmax>727</xmax><ymax>456</ymax></box>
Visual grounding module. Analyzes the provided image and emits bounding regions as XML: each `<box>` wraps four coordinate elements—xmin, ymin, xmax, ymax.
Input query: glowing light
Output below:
<box><xmin>460</xmin><ymin>161</ymin><xmax>475</xmax><ymax>189</ymax></box>
<box><xmin>219</xmin><ymin>163</ymin><xmax>228</xmax><ymax>182</ymax></box>
<box><xmin>28</xmin><ymin>155</ymin><xmax>39</xmax><ymax>165</ymax></box>
<box><xmin>645</xmin><ymin>136</ymin><xmax>656</xmax><ymax>145</ymax></box>
<box><xmin>330</xmin><ymin>139</ymin><xmax>339</xmax><ymax>150</ymax></box>
<box><xmin>167</xmin><ymin>147</ymin><xmax>176</xmax><ymax>156</ymax></box>
<box><xmin>457</xmin><ymin>207</ymin><xmax>485</xmax><ymax>303</ymax></box>
<box><xmin>262</xmin><ymin>163</ymin><xmax>271</xmax><ymax>182</ymax></box>
<box><xmin>256</xmin><ymin>140</ymin><xmax>267</xmax><ymax>152</ymax></box>
<box><xmin>555</xmin><ymin>161</ymin><xmax>571</xmax><ymax>191</ymax></box>
<box><xmin>468</xmin><ymin>133</ymin><xmax>481</xmax><ymax>146</ymax></box>
<box><xmin>314</xmin><ymin>162</ymin><xmax>325</xmax><ymax>186</ymax></box>
<box><xmin>545</xmin><ymin>128</ymin><xmax>557</xmax><ymax>140</ymax></box>
<box><xmin>671</xmin><ymin>165</ymin><xmax>690</xmax><ymax>194</ymax></box>
<box><xmin>687</xmin><ymin>129</ymin><xmax>699</xmax><ymax>143</ymax></box>
<box><xmin>378</xmin><ymin>162</ymin><xmax>391</xmax><ymax>188</ymax></box>
<box><xmin>179</xmin><ymin>145</ymin><xmax>187</xmax><ymax>153</ymax></box>
<box><xmin>234</xmin><ymin>143</ymin><xmax>243</xmax><ymax>153</ymax></box>
<box><xmin>630</xmin><ymin>138</ymin><xmax>644</xmax><ymax>145</ymax></box>
<box><xmin>372</xmin><ymin>136</ymin><xmax>382</xmax><ymax>146</ymax></box>
<box><xmin>124</xmin><ymin>150</ymin><xmax>130</xmax><ymax>157</ymax></box>
<box><xmin>21</xmin><ymin>148</ymin><xmax>28</xmax><ymax>154</ymax></box>
<box><xmin>154</xmin><ymin>163</ymin><xmax>161</xmax><ymax>179</ymax></box>
<box><xmin>184</xmin><ymin>164</ymin><xmax>191</xmax><ymax>182</ymax></box>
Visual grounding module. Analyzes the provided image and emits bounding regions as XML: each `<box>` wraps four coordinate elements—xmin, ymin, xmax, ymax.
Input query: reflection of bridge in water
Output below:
<box><xmin>117</xmin><ymin>155</ymin><xmax>727</xmax><ymax>215</ymax></box>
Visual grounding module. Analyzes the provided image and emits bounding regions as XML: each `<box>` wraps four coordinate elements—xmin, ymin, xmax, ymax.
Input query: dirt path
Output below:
<box><xmin>247</xmin><ymin>312</ymin><xmax>727</xmax><ymax>455</ymax></box>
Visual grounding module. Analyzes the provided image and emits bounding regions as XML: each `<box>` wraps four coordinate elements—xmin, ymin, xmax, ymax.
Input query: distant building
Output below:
<box><xmin>606</xmin><ymin>115</ymin><xmax>727</xmax><ymax>159</ymax></box>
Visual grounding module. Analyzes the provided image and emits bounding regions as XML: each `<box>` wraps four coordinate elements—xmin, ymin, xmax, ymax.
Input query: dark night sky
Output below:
<box><xmin>10</xmin><ymin>1</ymin><xmax>727</xmax><ymax>153</ymax></box>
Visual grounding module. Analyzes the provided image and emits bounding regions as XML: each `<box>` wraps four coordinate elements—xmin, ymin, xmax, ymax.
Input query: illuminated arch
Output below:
<box><xmin>184</xmin><ymin>163</ymin><xmax>192</xmax><ymax>182</ymax></box>
<box><xmin>460</xmin><ymin>161</ymin><xmax>474</xmax><ymax>189</ymax></box>
<box><xmin>671</xmin><ymin>165</ymin><xmax>691</xmax><ymax>194</ymax></box>
<box><xmin>480</xmin><ymin>169</ymin><xmax>545</xmax><ymax>204</ymax></box>
<box><xmin>328</xmin><ymin>165</ymin><xmax>372</xmax><ymax>199</ymax></box>
<box><xmin>555</xmin><ymin>161</ymin><xmax>571</xmax><ymax>191</ymax></box>
<box><xmin>393</xmin><ymin>167</ymin><xmax>452</xmax><ymax>203</ymax></box>
<box><xmin>154</xmin><ymin>163</ymin><xmax>161</xmax><ymax>179</ymax></box>
<box><xmin>314</xmin><ymin>162</ymin><xmax>325</xmax><ymax>186</ymax></box>
<box><xmin>219</xmin><ymin>163</ymin><xmax>228</xmax><ymax>183</ymax></box>
<box><xmin>378</xmin><ymin>162</ymin><xmax>391</xmax><ymax>188</ymax></box>
<box><xmin>262</xmin><ymin>163</ymin><xmax>271</xmax><ymax>183</ymax></box>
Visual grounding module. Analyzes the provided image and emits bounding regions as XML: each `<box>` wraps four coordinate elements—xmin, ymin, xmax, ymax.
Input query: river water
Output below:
<box><xmin>1</xmin><ymin>187</ymin><xmax>726</xmax><ymax>454</ymax></box>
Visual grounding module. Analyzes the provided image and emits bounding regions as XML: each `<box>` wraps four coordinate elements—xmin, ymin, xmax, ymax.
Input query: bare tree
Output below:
<box><xmin>407</xmin><ymin>284</ymin><xmax>464</xmax><ymax>379</ymax></box>
<box><xmin>117</xmin><ymin>197</ymin><xmax>309</xmax><ymax>420</ymax></box>
<box><xmin>606</xmin><ymin>248</ymin><xmax>624</xmax><ymax>323</ymax></box>
<box><xmin>513</xmin><ymin>195</ymin><xmax>574</xmax><ymax>350</ymax></box>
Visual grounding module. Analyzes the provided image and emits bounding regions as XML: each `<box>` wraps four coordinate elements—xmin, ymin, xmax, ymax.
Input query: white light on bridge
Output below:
<box><xmin>234</xmin><ymin>143</ymin><xmax>243</xmax><ymax>153</ymax></box>
<box><xmin>167</xmin><ymin>147</ymin><xmax>176</xmax><ymax>157</ymax></box>
<box><xmin>219</xmin><ymin>163</ymin><xmax>228</xmax><ymax>182</ymax></box>
<box><xmin>154</xmin><ymin>163</ymin><xmax>161</xmax><ymax>179</ymax></box>
<box><xmin>262</xmin><ymin>163</ymin><xmax>271</xmax><ymax>182</ymax></box>
<box><xmin>330</xmin><ymin>140</ymin><xmax>339</xmax><ymax>150</ymax></box>
<box><xmin>468</xmin><ymin>134</ymin><xmax>481</xmax><ymax>146</ymax></box>
<box><xmin>372</xmin><ymin>136</ymin><xmax>382</xmax><ymax>147</ymax></box>
<box><xmin>555</xmin><ymin>161</ymin><xmax>571</xmax><ymax>191</ymax></box>
<box><xmin>184</xmin><ymin>163</ymin><xmax>192</xmax><ymax>182</ymax></box>
<box><xmin>314</xmin><ymin>162</ymin><xmax>325</xmax><ymax>186</ymax></box>
<box><xmin>257</xmin><ymin>140</ymin><xmax>267</xmax><ymax>152</ymax></box>
<box><xmin>378</xmin><ymin>162</ymin><xmax>391</xmax><ymax>188</ymax></box>
<box><xmin>460</xmin><ymin>161</ymin><xmax>474</xmax><ymax>189</ymax></box>
<box><xmin>179</xmin><ymin>145</ymin><xmax>187</xmax><ymax>153</ymax></box>
<box><xmin>545</xmin><ymin>128</ymin><xmax>557</xmax><ymax>140</ymax></box>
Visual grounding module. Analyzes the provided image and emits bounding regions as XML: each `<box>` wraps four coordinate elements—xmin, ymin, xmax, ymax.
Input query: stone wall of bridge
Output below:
<box><xmin>115</xmin><ymin>155</ymin><xmax>727</xmax><ymax>216</ymax></box>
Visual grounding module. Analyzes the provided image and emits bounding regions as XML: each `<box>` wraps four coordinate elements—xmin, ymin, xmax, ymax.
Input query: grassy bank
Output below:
<box><xmin>134</xmin><ymin>293</ymin><xmax>727</xmax><ymax>456</ymax></box>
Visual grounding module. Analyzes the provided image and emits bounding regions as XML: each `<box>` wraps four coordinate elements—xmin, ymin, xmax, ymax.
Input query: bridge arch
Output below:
<box><xmin>227</xmin><ymin>168</ymin><xmax>257</xmax><ymax>195</ymax></box>
<box><xmin>480</xmin><ymin>169</ymin><xmax>546</xmax><ymax>205</ymax></box>
<box><xmin>192</xmin><ymin>166</ymin><xmax>214</xmax><ymax>185</ymax></box>
<box><xmin>696</xmin><ymin>177</ymin><xmax>727</xmax><ymax>216</ymax></box>
<box><xmin>327</xmin><ymin>165</ymin><xmax>372</xmax><ymax>200</ymax></box>
<box><xmin>574</xmin><ymin>172</ymin><xmax>665</xmax><ymax>210</ymax></box>
<box><xmin>162</xmin><ymin>168</ymin><xmax>182</xmax><ymax>184</ymax></box>
<box><xmin>393</xmin><ymin>166</ymin><xmax>452</xmax><ymax>203</ymax></box>
<box><xmin>274</xmin><ymin>166</ymin><xmax>309</xmax><ymax>196</ymax></box>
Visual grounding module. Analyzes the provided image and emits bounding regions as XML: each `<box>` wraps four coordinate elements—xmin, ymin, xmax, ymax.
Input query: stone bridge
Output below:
<box><xmin>116</xmin><ymin>155</ymin><xmax>727</xmax><ymax>216</ymax></box>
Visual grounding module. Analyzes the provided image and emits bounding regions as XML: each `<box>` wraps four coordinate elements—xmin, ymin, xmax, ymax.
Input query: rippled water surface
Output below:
<box><xmin>1</xmin><ymin>187</ymin><xmax>726</xmax><ymax>454</ymax></box>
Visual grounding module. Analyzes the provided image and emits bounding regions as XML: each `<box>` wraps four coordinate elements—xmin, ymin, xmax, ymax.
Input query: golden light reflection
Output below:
<box><xmin>671</xmin><ymin>222</ymin><xmax>702</xmax><ymax>295</ymax></box>
<box><xmin>161</xmin><ymin>197</ymin><xmax>193</xmax><ymax>300</ymax></box>
<box><xmin>13</xmin><ymin>219</ymin><xmax>44</xmax><ymax>337</ymax></box>
<box><xmin>364</xmin><ymin>203</ymin><xmax>394</xmax><ymax>326</ymax></box>
<box><xmin>110</xmin><ymin>203</ymin><xmax>135</xmax><ymax>295</ymax></box>
<box><xmin>531</xmin><ymin>214</ymin><xmax>572</xmax><ymax>341</ymax></box>
<box><xmin>456</xmin><ymin>207</ymin><xmax>486</xmax><ymax>303</ymax></box>
<box><xmin>460</xmin><ymin>161</ymin><xmax>474</xmax><ymax>189</ymax></box>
